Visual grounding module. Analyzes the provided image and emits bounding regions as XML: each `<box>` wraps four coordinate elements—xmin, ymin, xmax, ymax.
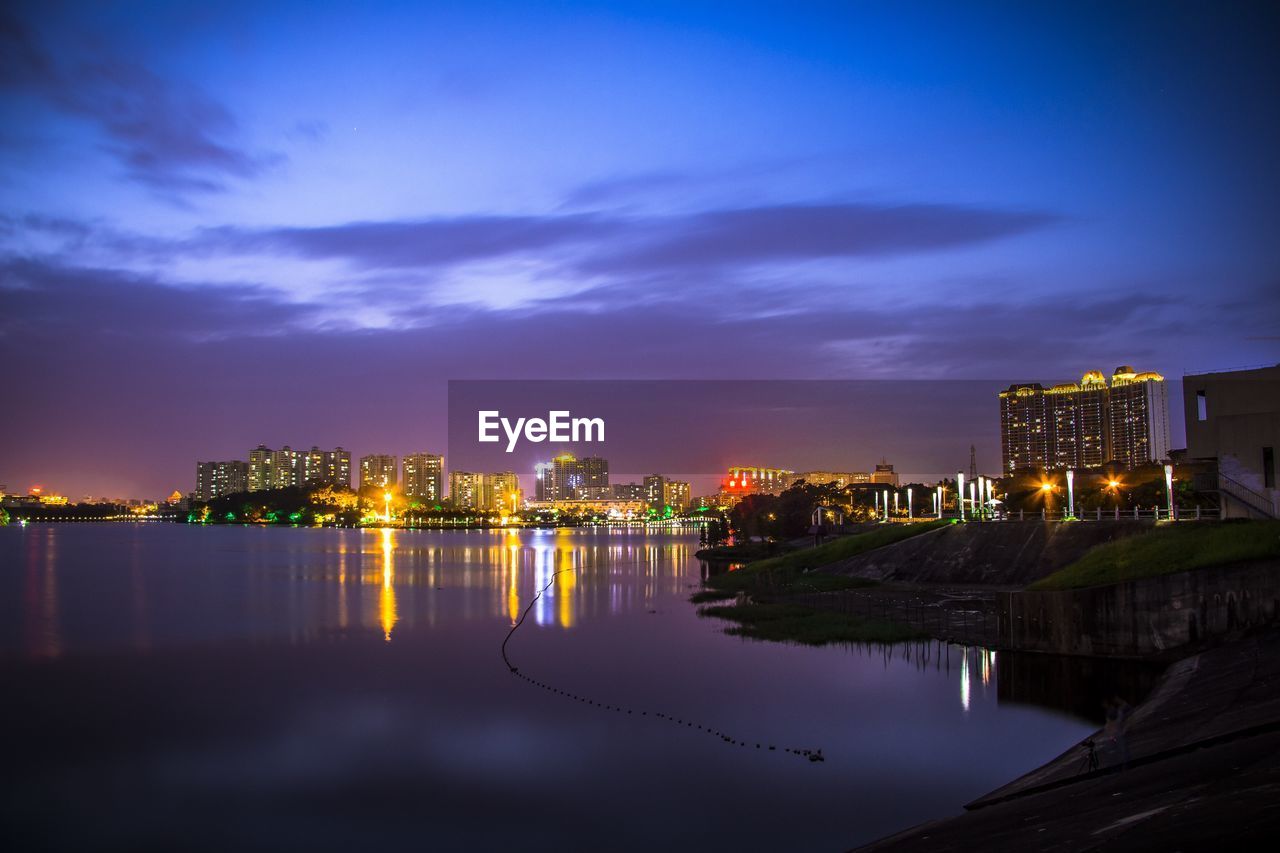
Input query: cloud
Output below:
<box><xmin>0</xmin><ymin>257</ymin><xmax>321</xmax><ymax>341</ymax></box>
<box><xmin>0</xmin><ymin>11</ymin><xmax>279</xmax><ymax>196</ymax></box>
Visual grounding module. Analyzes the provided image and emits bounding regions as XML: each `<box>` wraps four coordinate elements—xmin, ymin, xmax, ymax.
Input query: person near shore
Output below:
<box><xmin>1103</xmin><ymin>695</ymin><xmax>1132</xmax><ymax>768</ymax></box>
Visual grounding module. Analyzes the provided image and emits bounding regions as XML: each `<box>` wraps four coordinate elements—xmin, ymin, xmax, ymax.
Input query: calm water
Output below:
<box><xmin>1</xmin><ymin>524</ymin><xmax>1109</xmax><ymax>851</ymax></box>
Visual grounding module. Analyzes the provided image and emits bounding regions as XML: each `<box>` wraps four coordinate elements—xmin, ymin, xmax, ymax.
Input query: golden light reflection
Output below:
<box><xmin>379</xmin><ymin>527</ymin><xmax>397</xmax><ymax>641</ymax></box>
<box><xmin>506</xmin><ymin>534</ymin><xmax>522</xmax><ymax>625</ymax></box>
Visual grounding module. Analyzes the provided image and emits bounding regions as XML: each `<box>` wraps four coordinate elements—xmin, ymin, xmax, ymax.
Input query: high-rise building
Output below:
<box><xmin>1108</xmin><ymin>367</ymin><xmax>1171</xmax><ymax>469</ymax></box>
<box><xmin>302</xmin><ymin>446</ymin><xmax>351</xmax><ymax>488</ymax></box>
<box><xmin>248</xmin><ymin>444</ymin><xmax>273</xmax><ymax>491</ymax></box>
<box><xmin>534</xmin><ymin>460</ymin><xmax>555</xmax><ymax>501</ymax></box>
<box><xmin>269</xmin><ymin>446</ymin><xmax>303</xmax><ymax>489</ymax></box>
<box><xmin>538</xmin><ymin>453</ymin><xmax>609</xmax><ymax>500</ymax></box>
<box><xmin>360</xmin><ymin>454</ymin><xmax>398</xmax><ymax>490</ymax></box>
<box><xmin>662</xmin><ymin>480</ymin><xmax>691</xmax><ymax>510</ymax></box>
<box><xmin>403</xmin><ymin>453</ymin><xmax>444</xmax><ymax>503</ymax></box>
<box><xmin>643</xmin><ymin>474</ymin><xmax>665</xmax><ymax>508</ymax></box>
<box><xmin>195</xmin><ymin>460</ymin><xmax>248</xmax><ymax>501</ymax></box>
<box><xmin>999</xmin><ymin>367</ymin><xmax>1169</xmax><ymax>472</ymax></box>
<box><xmin>613</xmin><ymin>482</ymin><xmax>647</xmax><ymax>502</ymax></box>
<box><xmin>248</xmin><ymin>445</ymin><xmax>348</xmax><ymax>491</ymax></box>
<box><xmin>489</xmin><ymin>472</ymin><xmax>522</xmax><ymax>513</ymax></box>
<box><xmin>449</xmin><ymin>471</ymin><xmax>485</xmax><ymax>509</ymax></box>
<box><xmin>999</xmin><ymin>384</ymin><xmax>1050</xmax><ymax>472</ymax></box>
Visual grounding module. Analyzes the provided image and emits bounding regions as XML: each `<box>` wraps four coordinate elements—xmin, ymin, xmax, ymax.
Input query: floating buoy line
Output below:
<box><xmin>500</xmin><ymin>558</ymin><xmax>827</xmax><ymax>764</ymax></box>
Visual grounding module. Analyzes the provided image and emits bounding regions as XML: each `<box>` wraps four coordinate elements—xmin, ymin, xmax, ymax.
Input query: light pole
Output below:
<box><xmin>1066</xmin><ymin>470</ymin><xmax>1075</xmax><ymax>519</ymax></box>
<box><xmin>957</xmin><ymin>472</ymin><xmax>965</xmax><ymax>521</ymax></box>
<box><xmin>1164</xmin><ymin>464</ymin><xmax>1174</xmax><ymax>520</ymax></box>
<box><xmin>384</xmin><ymin>491</ymin><xmax>392</xmax><ymax>524</ymax></box>
<box><xmin>936</xmin><ymin>485</ymin><xmax>943</xmax><ymax>519</ymax></box>
<box><xmin>893</xmin><ymin>491</ymin><xmax>899</xmax><ymax>517</ymax></box>
<box><xmin>907</xmin><ymin>487</ymin><xmax>913</xmax><ymax>520</ymax></box>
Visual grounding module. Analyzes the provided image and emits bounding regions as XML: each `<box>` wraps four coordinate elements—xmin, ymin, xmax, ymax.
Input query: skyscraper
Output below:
<box><xmin>402</xmin><ymin>453</ymin><xmax>444</xmax><ymax>503</ymax></box>
<box><xmin>195</xmin><ymin>460</ymin><xmax>248</xmax><ymax>501</ymax></box>
<box><xmin>1107</xmin><ymin>367</ymin><xmax>1171</xmax><ymax>469</ymax></box>
<box><xmin>999</xmin><ymin>367</ymin><xmax>1169</xmax><ymax>471</ymax></box>
<box><xmin>360</xmin><ymin>454</ymin><xmax>397</xmax><ymax>490</ymax></box>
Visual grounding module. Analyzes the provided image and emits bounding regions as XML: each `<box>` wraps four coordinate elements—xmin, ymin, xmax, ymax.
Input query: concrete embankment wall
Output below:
<box><xmin>826</xmin><ymin>520</ymin><xmax>1154</xmax><ymax>586</ymax></box>
<box><xmin>998</xmin><ymin>560</ymin><xmax>1280</xmax><ymax>657</ymax></box>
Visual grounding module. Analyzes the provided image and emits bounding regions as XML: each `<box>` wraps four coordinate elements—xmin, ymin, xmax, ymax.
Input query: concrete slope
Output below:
<box><xmin>823</xmin><ymin>520</ymin><xmax>1153</xmax><ymax>587</ymax></box>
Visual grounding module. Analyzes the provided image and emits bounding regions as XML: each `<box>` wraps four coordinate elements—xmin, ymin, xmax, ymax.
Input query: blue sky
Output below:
<box><xmin>2</xmin><ymin>0</ymin><xmax>1278</xmax><ymax>496</ymax></box>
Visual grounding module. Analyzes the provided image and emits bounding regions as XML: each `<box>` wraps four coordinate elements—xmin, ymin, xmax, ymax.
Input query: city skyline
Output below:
<box><xmin>3</xmin><ymin>1</ymin><xmax>1279</xmax><ymax>498</ymax></box>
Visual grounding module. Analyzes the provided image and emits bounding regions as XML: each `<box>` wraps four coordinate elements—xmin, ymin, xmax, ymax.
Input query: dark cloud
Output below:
<box><xmin>0</xmin><ymin>11</ymin><xmax>279</xmax><ymax>196</ymax></box>
<box><xmin>131</xmin><ymin>201</ymin><xmax>1057</xmax><ymax>274</ymax></box>
<box><xmin>0</xmin><ymin>257</ymin><xmax>320</xmax><ymax>341</ymax></box>
<box><xmin>191</xmin><ymin>214</ymin><xmax>621</xmax><ymax>269</ymax></box>
<box><xmin>581</xmin><ymin>204</ymin><xmax>1060</xmax><ymax>273</ymax></box>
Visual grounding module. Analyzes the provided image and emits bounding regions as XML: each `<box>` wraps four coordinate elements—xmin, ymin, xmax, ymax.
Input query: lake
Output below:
<box><xmin>0</xmin><ymin>524</ymin><xmax>1118</xmax><ymax>851</ymax></box>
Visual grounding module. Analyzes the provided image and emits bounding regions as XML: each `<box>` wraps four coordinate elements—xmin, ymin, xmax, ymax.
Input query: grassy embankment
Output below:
<box><xmin>1029</xmin><ymin>520</ymin><xmax>1280</xmax><ymax>591</ymax></box>
<box><xmin>694</xmin><ymin>521</ymin><xmax>949</xmax><ymax>644</ymax></box>
<box><xmin>694</xmin><ymin>540</ymin><xmax>798</xmax><ymax>564</ymax></box>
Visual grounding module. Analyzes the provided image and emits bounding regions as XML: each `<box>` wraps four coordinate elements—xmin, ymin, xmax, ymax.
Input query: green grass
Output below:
<box><xmin>1029</xmin><ymin>520</ymin><xmax>1280</xmax><ymax>591</ymax></box>
<box><xmin>700</xmin><ymin>521</ymin><xmax>946</xmax><ymax>597</ymax></box>
<box><xmin>698</xmin><ymin>602</ymin><xmax>926</xmax><ymax>646</ymax></box>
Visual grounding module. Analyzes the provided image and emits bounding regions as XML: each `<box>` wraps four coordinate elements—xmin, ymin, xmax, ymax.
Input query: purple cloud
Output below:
<box><xmin>0</xmin><ymin>11</ymin><xmax>279</xmax><ymax>196</ymax></box>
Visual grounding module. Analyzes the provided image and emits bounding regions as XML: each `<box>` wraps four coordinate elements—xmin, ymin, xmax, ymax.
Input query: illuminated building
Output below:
<box><xmin>402</xmin><ymin>453</ymin><xmax>444</xmax><ymax>503</ymax></box>
<box><xmin>723</xmin><ymin>466</ymin><xmax>793</xmax><ymax>496</ymax></box>
<box><xmin>449</xmin><ymin>471</ymin><xmax>485</xmax><ymax>509</ymax></box>
<box><xmin>871</xmin><ymin>461</ymin><xmax>899</xmax><ymax>486</ymax></box>
<box><xmin>270</xmin><ymin>446</ymin><xmax>303</xmax><ymax>488</ymax></box>
<box><xmin>248</xmin><ymin>444</ymin><xmax>273</xmax><ymax>491</ymax></box>
<box><xmin>360</xmin><ymin>454</ymin><xmax>398</xmax><ymax>490</ymax></box>
<box><xmin>303</xmin><ymin>446</ymin><xmax>351</xmax><ymax>488</ymax></box>
<box><xmin>643</xmin><ymin>474</ymin><xmax>665</xmax><ymax>508</ymax></box>
<box><xmin>612</xmin><ymin>482</ymin><xmax>647</xmax><ymax>501</ymax></box>
<box><xmin>663</xmin><ymin>480</ymin><xmax>690</xmax><ymax>509</ymax></box>
<box><xmin>1108</xmin><ymin>367</ymin><xmax>1171</xmax><ymax>469</ymax></box>
<box><xmin>999</xmin><ymin>384</ymin><xmax>1049</xmax><ymax>472</ymax></box>
<box><xmin>489</xmin><ymin>471</ymin><xmax>522</xmax><ymax>512</ymax></box>
<box><xmin>245</xmin><ymin>444</ymin><xmax>347</xmax><ymax>490</ymax></box>
<box><xmin>999</xmin><ymin>367</ymin><xmax>1169</xmax><ymax>471</ymax></box>
<box><xmin>195</xmin><ymin>460</ymin><xmax>248</xmax><ymax>501</ymax></box>
<box><xmin>795</xmin><ymin>471</ymin><xmax>871</xmax><ymax>487</ymax></box>
<box><xmin>534</xmin><ymin>460</ymin><xmax>554</xmax><ymax>501</ymax></box>
<box><xmin>538</xmin><ymin>453</ymin><xmax>609</xmax><ymax>500</ymax></box>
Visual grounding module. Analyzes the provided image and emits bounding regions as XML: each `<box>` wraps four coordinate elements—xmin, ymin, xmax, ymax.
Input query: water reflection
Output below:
<box><xmin>379</xmin><ymin>528</ymin><xmax>397</xmax><ymax>641</ymax></box>
<box><xmin>0</xmin><ymin>525</ymin><xmax>1157</xmax><ymax>852</ymax></box>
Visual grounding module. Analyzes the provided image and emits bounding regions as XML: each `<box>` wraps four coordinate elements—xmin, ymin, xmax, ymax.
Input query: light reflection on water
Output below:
<box><xmin>0</xmin><ymin>524</ymin><xmax>1153</xmax><ymax>852</ymax></box>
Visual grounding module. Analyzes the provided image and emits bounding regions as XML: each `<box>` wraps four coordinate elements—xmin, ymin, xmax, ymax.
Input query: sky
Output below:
<box><xmin>2</xmin><ymin>0</ymin><xmax>1279</xmax><ymax>498</ymax></box>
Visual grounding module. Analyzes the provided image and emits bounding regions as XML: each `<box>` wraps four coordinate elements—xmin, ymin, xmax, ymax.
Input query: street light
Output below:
<box><xmin>1066</xmin><ymin>470</ymin><xmax>1075</xmax><ymax>519</ymax></box>
<box><xmin>957</xmin><ymin>472</ymin><xmax>965</xmax><ymax>520</ymax></box>
<box><xmin>1164</xmin><ymin>464</ymin><xmax>1174</xmax><ymax>520</ymax></box>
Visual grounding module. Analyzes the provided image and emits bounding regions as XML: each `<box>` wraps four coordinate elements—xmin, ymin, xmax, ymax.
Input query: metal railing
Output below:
<box><xmin>1219</xmin><ymin>472</ymin><xmax>1277</xmax><ymax>519</ymax></box>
